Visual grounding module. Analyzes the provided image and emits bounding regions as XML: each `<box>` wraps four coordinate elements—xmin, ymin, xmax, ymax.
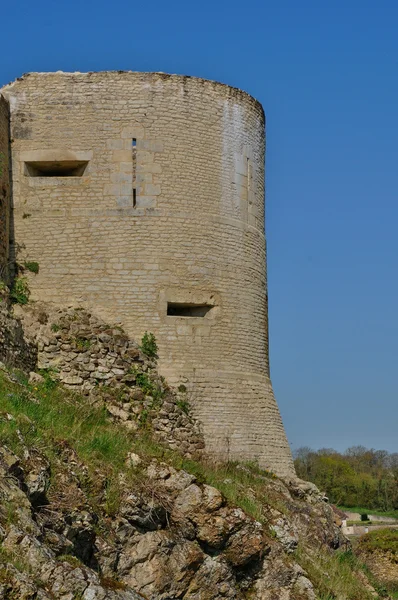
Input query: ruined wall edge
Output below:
<box><xmin>0</xmin><ymin>95</ymin><xmax>10</xmax><ymax>283</ymax></box>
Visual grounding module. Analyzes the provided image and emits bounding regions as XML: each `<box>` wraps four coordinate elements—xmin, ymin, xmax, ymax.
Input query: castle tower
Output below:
<box><xmin>0</xmin><ymin>72</ymin><xmax>294</xmax><ymax>478</ymax></box>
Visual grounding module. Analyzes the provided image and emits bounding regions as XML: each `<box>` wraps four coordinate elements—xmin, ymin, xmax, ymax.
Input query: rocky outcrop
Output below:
<box><xmin>0</xmin><ymin>416</ymin><xmax>354</xmax><ymax>600</ymax></box>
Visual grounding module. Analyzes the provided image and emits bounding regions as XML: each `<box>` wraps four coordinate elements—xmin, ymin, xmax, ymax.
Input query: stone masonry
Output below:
<box><xmin>0</xmin><ymin>95</ymin><xmax>10</xmax><ymax>282</ymax></box>
<box><xmin>0</xmin><ymin>71</ymin><xmax>294</xmax><ymax>478</ymax></box>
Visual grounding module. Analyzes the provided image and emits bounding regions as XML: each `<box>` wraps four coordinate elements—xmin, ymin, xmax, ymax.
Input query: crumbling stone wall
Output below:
<box><xmin>18</xmin><ymin>305</ymin><xmax>205</xmax><ymax>457</ymax></box>
<box><xmin>0</xmin><ymin>95</ymin><xmax>10</xmax><ymax>282</ymax></box>
<box><xmin>1</xmin><ymin>71</ymin><xmax>294</xmax><ymax>478</ymax></box>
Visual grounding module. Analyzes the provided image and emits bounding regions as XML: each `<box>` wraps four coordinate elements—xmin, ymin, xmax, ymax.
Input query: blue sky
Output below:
<box><xmin>2</xmin><ymin>0</ymin><xmax>397</xmax><ymax>454</ymax></box>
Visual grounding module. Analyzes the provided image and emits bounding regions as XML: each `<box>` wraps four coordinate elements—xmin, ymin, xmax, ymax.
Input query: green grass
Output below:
<box><xmin>295</xmin><ymin>547</ymin><xmax>382</xmax><ymax>600</ymax></box>
<box><xmin>0</xmin><ymin>369</ymin><xmax>390</xmax><ymax>599</ymax></box>
<box><xmin>0</xmin><ymin>370</ymin><xmax>281</xmax><ymax>525</ymax></box>
<box><xmin>0</xmin><ymin>372</ymin><xmax>131</xmax><ymax>471</ymax></box>
<box><xmin>338</xmin><ymin>506</ymin><xmax>398</xmax><ymax>520</ymax></box>
<box><xmin>357</xmin><ymin>528</ymin><xmax>398</xmax><ymax>555</ymax></box>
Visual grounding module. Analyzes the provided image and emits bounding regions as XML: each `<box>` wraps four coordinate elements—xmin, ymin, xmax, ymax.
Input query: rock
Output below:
<box><xmin>25</xmin><ymin>458</ymin><xmax>50</xmax><ymax>505</ymax></box>
<box><xmin>184</xmin><ymin>556</ymin><xmax>238</xmax><ymax>599</ymax></box>
<box><xmin>270</xmin><ymin>517</ymin><xmax>299</xmax><ymax>553</ymax></box>
<box><xmin>119</xmin><ymin>532</ymin><xmax>204</xmax><ymax>598</ymax></box>
<box><xmin>125</xmin><ymin>453</ymin><xmax>142</xmax><ymax>468</ymax></box>
<box><xmin>61</xmin><ymin>375</ymin><xmax>84</xmax><ymax>385</ymax></box>
<box><xmin>224</xmin><ymin>522</ymin><xmax>268</xmax><ymax>567</ymax></box>
<box><xmin>202</xmin><ymin>484</ymin><xmax>223</xmax><ymax>511</ymax></box>
<box><xmin>107</xmin><ymin>405</ymin><xmax>130</xmax><ymax>421</ymax></box>
<box><xmin>174</xmin><ymin>484</ymin><xmax>203</xmax><ymax>517</ymax></box>
<box><xmin>120</xmin><ymin>494</ymin><xmax>168</xmax><ymax>531</ymax></box>
<box><xmin>29</xmin><ymin>371</ymin><xmax>45</xmax><ymax>384</ymax></box>
<box><xmin>163</xmin><ymin>468</ymin><xmax>196</xmax><ymax>491</ymax></box>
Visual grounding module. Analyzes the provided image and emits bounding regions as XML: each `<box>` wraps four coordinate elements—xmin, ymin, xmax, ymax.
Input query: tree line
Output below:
<box><xmin>294</xmin><ymin>446</ymin><xmax>398</xmax><ymax>511</ymax></box>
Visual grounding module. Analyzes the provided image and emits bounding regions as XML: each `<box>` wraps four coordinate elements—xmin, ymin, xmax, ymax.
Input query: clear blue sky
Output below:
<box><xmin>2</xmin><ymin>0</ymin><xmax>397</xmax><ymax>454</ymax></box>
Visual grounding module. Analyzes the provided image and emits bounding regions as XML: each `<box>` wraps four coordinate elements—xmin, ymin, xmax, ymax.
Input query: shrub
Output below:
<box><xmin>176</xmin><ymin>398</ymin><xmax>190</xmax><ymax>414</ymax></box>
<box><xmin>24</xmin><ymin>261</ymin><xmax>39</xmax><ymax>274</ymax></box>
<box><xmin>136</xmin><ymin>372</ymin><xmax>163</xmax><ymax>404</ymax></box>
<box><xmin>10</xmin><ymin>277</ymin><xmax>30</xmax><ymax>305</ymax></box>
<box><xmin>74</xmin><ymin>337</ymin><xmax>91</xmax><ymax>351</ymax></box>
<box><xmin>361</xmin><ymin>513</ymin><xmax>369</xmax><ymax>522</ymax></box>
<box><xmin>140</xmin><ymin>331</ymin><xmax>158</xmax><ymax>358</ymax></box>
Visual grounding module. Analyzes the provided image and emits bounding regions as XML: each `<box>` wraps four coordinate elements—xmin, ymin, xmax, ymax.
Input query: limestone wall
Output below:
<box><xmin>1</xmin><ymin>71</ymin><xmax>294</xmax><ymax>477</ymax></box>
<box><xmin>0</xmin><ymin>96</ymin><xmax>9</xmax><ymax>282</ymax></box>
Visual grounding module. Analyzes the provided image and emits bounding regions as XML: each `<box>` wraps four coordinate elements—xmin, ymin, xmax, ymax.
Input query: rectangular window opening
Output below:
<box><xmin>167</xmin><ymin>302</ymin><xmax>213</xmax><ymax>317</ymax></box>
<box><xmin>133</xmin><ymin>187</ymin><xmax>137</xmax><ymax>208</ymax></box>
<box><xmin>25</xmin><ymin>160</ymin><xmax>88</xmax><ymax>177</ymax></box>
<box><xmin>132</xmin><ymin>138</ymin><xmax>137</xmax><ymax>148</ymax></box>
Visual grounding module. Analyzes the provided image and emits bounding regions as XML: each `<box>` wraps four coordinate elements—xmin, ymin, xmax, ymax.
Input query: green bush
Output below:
<box><xmin>10</xmin><ymin>277</ymin><xmax>30</xmax><ymax>305</ymax></box>
<box><xmin>136</xmin><ymin>372</ymin><xmax>163</xmax><ymax>404</ymax></box>
<box><xmin>361</xmin><ymin>513</ymin><xmax>369</xmax><ymax>522</ymax></box>
<box><xmin>24</xmin><ymin>261</ymin><xmax>39</xmax><ymax>274</ymax></box>
<box><xmin>140</xmin><ymin>331</ymin><xmax>158</xmax><ymax>358</ymax></box>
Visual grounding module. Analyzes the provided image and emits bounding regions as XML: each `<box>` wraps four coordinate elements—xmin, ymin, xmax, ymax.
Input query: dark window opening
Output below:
<box><xmin>167</xmin><ymin>302</ymin><xmax>213</xmax><ymax>317</ymax></box>
<box><xmin>25</xmin><ymin>160</ymin><xmax>88</xmax><ymax>177</ymax></box>
<box><xmin>133</xmin><ymin>188</ymin><xmax>137</xmax><ymax>208</ymax></box>
<box><xmin>132</xmin><ymin>138</ymin><xmax>137</xmax><ymax>147</ymax></box>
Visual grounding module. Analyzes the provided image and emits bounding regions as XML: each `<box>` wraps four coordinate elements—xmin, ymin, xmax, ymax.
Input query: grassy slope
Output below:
<box><xmin>0</xmin><ymin>369</ymin><xmax>389</xmax><ymax>600</ymax></box>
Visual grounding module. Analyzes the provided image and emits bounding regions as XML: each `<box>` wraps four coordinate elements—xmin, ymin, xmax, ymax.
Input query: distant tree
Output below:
<box><xmin>293</xmin><ymin>445</ymin><xmax>398</xmax><ymax>511</ymax></box>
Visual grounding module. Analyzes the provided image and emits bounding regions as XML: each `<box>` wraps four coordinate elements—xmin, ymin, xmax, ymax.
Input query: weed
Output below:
<box><xmin>74</xmin><ymin>337</ymin><xmax>91</xmax><ymax>351</ymax></box>
<box><xmin>176</xmin><ymin>398</ymin><xmax>190</xmax><ymax>414</ymax></box>
<box><xmin>10</xmin><ymin>276</ymin><xmax>30</xmax><ymax>304</ymax></box>
<box><xmin>136</xmin><ymin>372</ymin><xmax>163</xmax><ymax>405</ymax></box>
<box><xmin>140</xmin><ymin>331</ymin><xmax>158</xmax><ymax>358</ymax></box>
<box><xmin>57</xmin><ymin>554</ymin><xmax>83</xmax><ymax>568</ymax></box>
<box><xmin>100</xmin><ymin>576</ymin><xmax>127</xmax><ymax>591</ymax></box>
<box><xmin>24</xmin><ymin>261</ymin><xmax>39</xmax><ymax>274</ymax></box>
<box><xmin>50</xmin><ymin>323</ymin><xmax>60</xmax><ymax>333</ymax></box>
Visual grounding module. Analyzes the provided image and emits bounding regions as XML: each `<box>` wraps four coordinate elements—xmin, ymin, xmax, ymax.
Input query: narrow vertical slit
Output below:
<box><xmin>247</xmin><ymin>157</ymin><xmax>251</xmax><ymax>191</ymax></box>
<box><xmin>132</xmin><ymin>138</ymin><xmax>137</xmax><ymax>207</ymax></box>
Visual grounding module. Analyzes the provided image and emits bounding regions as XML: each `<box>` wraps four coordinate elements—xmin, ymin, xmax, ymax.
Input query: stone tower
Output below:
<box><xmin>0</xmin><ymin>71</ymin><xmax>294</xmax><ymax>478</ymax></box>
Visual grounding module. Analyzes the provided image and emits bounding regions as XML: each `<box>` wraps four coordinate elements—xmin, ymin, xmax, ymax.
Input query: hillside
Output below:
<box><xmin>0</xmin><ymin>290</ymin><xmax>392</xmax><ymax>599</ymax></box>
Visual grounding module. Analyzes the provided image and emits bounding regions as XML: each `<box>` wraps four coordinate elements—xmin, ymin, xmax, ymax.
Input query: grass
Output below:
<box><xmin>0</xmin><ymin>369</ymin><xmax>390</xmax><ymax>599</ymax></box>
<box><xmin>338</xmin><ymin>506</ymin><xmax>398</xmax><ymax>520</ymax></box>
<box><xmin>357</xmin><ymin>528</ymin><xmax>398</xmax><ymax>555</ymax></box>
<box><xmin>0</xmin><ymin>370</ymin><xmax>280</xmax><ymax>524</ymax></box>
<box><xmin>0</xmin><ymin>372</ymin><xmax>131</xmax><ymax>471</ymax></box>
<box><xmin>295</xmin><ymin>547</ymin><xmax>383</xmax><ymax>600</ymax></box>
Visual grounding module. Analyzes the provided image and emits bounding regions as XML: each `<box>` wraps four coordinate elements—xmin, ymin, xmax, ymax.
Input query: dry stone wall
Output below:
<box><xmin>1</xmin><ymin>71</ymin><xmax>294</xmax><ymax>477</ymax></box>
<box><xmin>18</xmin><ymin>305</ymin><xmax>205</xmax><ymax>457</ymax></box>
